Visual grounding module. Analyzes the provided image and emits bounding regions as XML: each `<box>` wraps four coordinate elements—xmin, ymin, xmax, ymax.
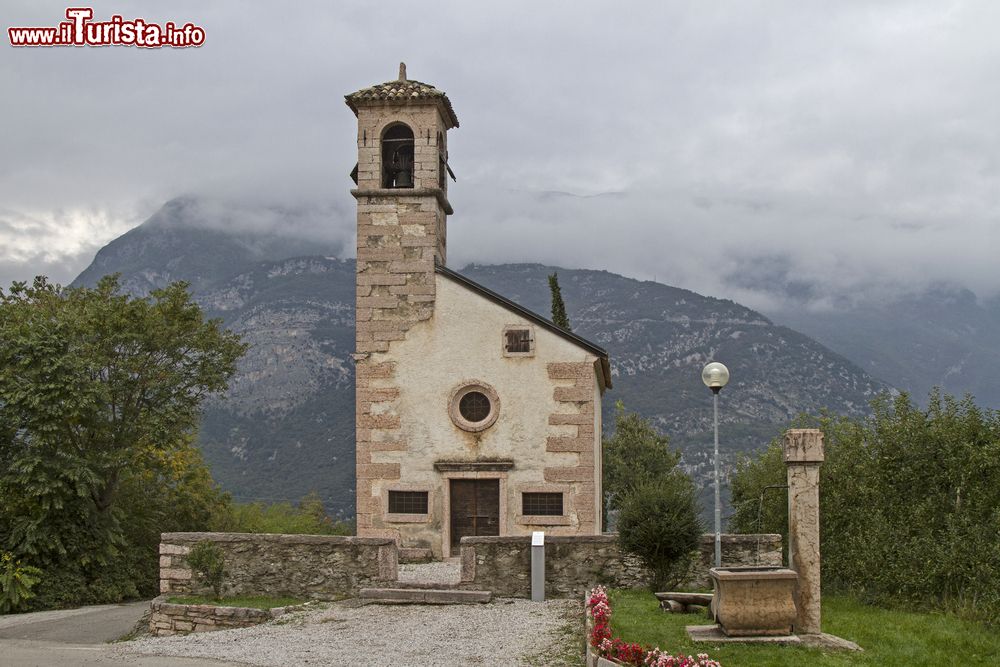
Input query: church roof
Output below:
<box><xmin>345</xmin><ymin>72</ymin><xmax>459</xmax><ymax>128</ymax></box>
<box><xmin>435</xmin><ymin>264</ymin><xmax>612</xmax><ymax>389</ymax></box>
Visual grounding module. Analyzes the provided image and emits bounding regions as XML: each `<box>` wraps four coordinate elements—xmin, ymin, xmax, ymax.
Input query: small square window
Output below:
<box><xmin>522</xmin><ymin>492</ymin><xmax>563</xmax><ymax>516</ymax></box>
<box><xmin>504</xmin><ymin>328</ymin><xmax>533</xmax><ymax>355</ymax></box>
<box><xmin>388</xmin><ymin>491</ymin><xmax>428</xmax><ymax>514</ymax></box>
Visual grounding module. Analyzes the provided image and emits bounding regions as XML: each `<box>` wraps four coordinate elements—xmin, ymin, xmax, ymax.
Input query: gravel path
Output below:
<box><xmin>117</xmin><ymin>598</ymin><xmax>580</xmax><ymax>666</ymax></box>
<box><xmin>397</xmin><ymin>560</ymin><xmax>461</xmax><ymax>586</ymax></box>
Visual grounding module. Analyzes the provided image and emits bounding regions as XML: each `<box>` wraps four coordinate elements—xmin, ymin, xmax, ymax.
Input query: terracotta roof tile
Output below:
<box><xmin>345</xmin><ymin>78</ymin><xmax>459</xmax><ymax>128</ymax></box>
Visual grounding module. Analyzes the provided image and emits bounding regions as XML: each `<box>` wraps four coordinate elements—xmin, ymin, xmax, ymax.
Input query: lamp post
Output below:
<box><xmin>702</xmin><ymin>361</ymin><xmax>730</xmax><ymax>568</ymax></box>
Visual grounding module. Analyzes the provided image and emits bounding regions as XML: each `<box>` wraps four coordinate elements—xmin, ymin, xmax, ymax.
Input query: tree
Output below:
<box><xmin>603</xmin><ymin>402</ymin><xmax>682</xmax><ymax>513</ymax></box>
<box><xmin>548</xmin><ymin>272</ymin><xmax>571</xmax><ymax>331</ymax></box>
<box><xmin>603</xmin><ymin>403</ymin><xmax>702</xmax><ymax>589</ymax></box>
<box><xmin>617</xmin><ymin>476</ymin><xmax>702</xmax><ymax>591</ymax></box>
<box><xmin>0</xmin><ymin>275</ymin><xmax>246</xmax><ymax>607</ymax></box>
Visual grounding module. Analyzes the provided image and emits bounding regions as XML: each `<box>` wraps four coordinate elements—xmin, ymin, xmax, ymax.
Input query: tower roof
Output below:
<box><xmin>345</xmin><ymin>63</ymin><xmax>459</xmax><ymax>128</ymax></box>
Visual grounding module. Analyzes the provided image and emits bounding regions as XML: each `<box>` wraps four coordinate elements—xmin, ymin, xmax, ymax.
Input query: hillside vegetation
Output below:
<box><xmin>72</xmin><ymin>197</ymin><xmax>888</xmax><ymax>517</ymax></box>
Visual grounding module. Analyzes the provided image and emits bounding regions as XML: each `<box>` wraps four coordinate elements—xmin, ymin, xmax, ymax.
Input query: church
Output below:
<box><xmin>347</xmin><ymin>65</ymin><xmax>612</xmax><ymax>559</ymax></box>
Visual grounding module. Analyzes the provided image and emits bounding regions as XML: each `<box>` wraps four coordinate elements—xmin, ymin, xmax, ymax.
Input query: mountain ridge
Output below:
<box><xmin>72</xmin><ymin>198</ymin><xmax>890</xmax><ymax>516</ymax></box>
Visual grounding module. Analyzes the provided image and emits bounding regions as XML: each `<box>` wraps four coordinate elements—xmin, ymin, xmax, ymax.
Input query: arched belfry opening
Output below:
<box><xmin>382</xmin><ymin>123</ymin><xmax>414</xmax><ymax>188</ymax></box>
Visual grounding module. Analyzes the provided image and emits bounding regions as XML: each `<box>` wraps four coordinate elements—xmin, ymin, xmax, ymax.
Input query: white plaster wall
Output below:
<box><xmin>367</xmin><ymin>274</ymin><xmax>602</xmax><ymax>556</ymax></box>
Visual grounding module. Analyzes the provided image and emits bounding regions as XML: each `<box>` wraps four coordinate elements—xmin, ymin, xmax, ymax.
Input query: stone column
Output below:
<box><xmin>783</xmin><ymin>428</ymin><xmax>824</xmax><ymax>635</ymax></box>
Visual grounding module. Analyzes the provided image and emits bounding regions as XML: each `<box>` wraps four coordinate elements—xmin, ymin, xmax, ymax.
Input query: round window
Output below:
<box><xmin>459</xmin><ymin>391</ymin><xmax>491</xmax><ymax>423</ymax></box>
<box><xmin>449</xmin><ymin>382</ymin><xmax>500</xmax><ymax>432</ymax></box>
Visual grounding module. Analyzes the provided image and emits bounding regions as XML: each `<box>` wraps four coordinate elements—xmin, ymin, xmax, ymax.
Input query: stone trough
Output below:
<box><xmin>709</xmin><ymin>566</ymin><xmax>798</xmax><ymax>636</ymax></box>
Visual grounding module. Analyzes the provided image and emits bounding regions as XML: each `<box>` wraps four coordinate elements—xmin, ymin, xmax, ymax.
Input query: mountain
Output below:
<box><xmin>73</xmin><ymin>198</ymin><xmax>889</xmax><ymax>517</ymax></box>
<box><xmin>766</xmin><ymin>287</ymin><xmax>1000</xmax><ymax>410</ymax></box>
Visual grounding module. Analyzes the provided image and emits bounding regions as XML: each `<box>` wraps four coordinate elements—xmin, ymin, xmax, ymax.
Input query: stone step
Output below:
<box><xmin>399</xmin><ymin>547</ymin><xmax>434</xmax><ymax>563</ymax></box>
<box><xmin>387</xmin><ymin>580</ymin><xmax>461</xmax><ymax>590</ymax></box>
<box><xmin>358</xmin><ymin>588</ymin><xmax>492</xmax><ymax>604</ymax></box>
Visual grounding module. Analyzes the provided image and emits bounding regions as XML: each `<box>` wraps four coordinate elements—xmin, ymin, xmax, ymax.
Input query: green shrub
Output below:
<box><xmin>187</xmin><ymin>541</ymin><xmax>226</xmax><ymax>600</ymax></box>
<box><xmin>0</xmin><ymin>552</ymin><xmax>42</xmax><ymax>613</ymax></box>
<box><xmin>616</xmin><ymin>476</ymin><xmax>703</xmax><ymax>591</ymax></box>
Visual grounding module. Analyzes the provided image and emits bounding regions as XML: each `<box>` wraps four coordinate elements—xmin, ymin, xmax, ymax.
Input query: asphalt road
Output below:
<box><xmin>0</xmin><ymin>602</ymin><xmax>243</xmax><ymax>667</ymax></box>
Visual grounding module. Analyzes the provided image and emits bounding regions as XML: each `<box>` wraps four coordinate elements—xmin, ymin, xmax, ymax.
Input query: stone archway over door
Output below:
<box><xmin>449</xmin><ymin>479</ymin><xmax>500</xmax><ymax>550</ymax></box>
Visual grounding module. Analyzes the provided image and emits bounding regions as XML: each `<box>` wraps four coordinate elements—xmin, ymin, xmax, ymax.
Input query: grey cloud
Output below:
<box><xmin>2</xmin><ymin>0</ymin><xmax>998</xmax><ymax>308</ymax></box>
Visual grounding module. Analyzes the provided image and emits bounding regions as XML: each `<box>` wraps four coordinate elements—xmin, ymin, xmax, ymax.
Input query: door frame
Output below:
<box><xmin>441</xmin><ymin>471</ymin><xmax>508</xmax><ymax>558</ymax></box>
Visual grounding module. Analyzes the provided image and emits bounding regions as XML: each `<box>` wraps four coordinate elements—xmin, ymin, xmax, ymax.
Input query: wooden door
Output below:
<box><xmin>450</xmin><ymin>479</ymin><xmax>500</xmax><ymax>550</ymax></box>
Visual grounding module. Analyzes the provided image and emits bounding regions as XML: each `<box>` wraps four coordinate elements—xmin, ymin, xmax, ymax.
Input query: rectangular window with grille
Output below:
<box><xmin>388</xmin><ymin>490</ymin><xmax>428</xmax><ymax>514</ymax></box>
<box><xmin>505</xmin><ymin>328</ymin><xmax>532</xmax><ymax>354</ymax></box>
<box><xmin>522</xmin><ymin>492</ymin><xmax>563</xmax><ymax>516</ymax></box>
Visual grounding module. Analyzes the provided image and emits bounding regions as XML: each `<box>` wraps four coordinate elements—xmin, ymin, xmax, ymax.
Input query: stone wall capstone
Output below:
<box><xmin>159</xmin><ymin>532</ymin><xmax>398</xmax><ymax>599</ymax></box>
<box><xmin>460</xmin><ymin>533</ymin><xmax>781</xmax><ymax>598</ymax></box>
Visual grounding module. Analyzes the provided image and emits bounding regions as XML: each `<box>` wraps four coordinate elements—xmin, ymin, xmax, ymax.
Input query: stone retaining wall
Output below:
<box><xmin>460</xmin><ymin>533</ymin><xmax>781</xmax><ymax>598</ymax></box>
<box><xmin>148</xmin><ymin>595</ymin><xmax>307</xmax><ymax>636</ymax></box>
<box><xmin>159</xmin><ymin>532</ymin><xmax>398</xmax><ymax>598</ymax></box>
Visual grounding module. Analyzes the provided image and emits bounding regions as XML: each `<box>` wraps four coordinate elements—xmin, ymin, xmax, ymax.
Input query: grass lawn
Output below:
<box><xmin>165</xmin><ymin>595</ymin><xmax>307</xmax><ymax>609</ymax></box>
<box><xmin>609</xmin><ymin>589</ymin><xmax>1000</xmax><ymax>666</ymax></box>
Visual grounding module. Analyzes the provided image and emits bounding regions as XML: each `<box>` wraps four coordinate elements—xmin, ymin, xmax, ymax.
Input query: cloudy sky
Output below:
<box><xmin>3</xmin><ymin>0</ymin><xmax>998</xmax><ymax>312</ymax></box>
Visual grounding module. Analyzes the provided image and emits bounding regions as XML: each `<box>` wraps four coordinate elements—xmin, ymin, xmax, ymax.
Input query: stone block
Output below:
<box><xmin>545</xmin><ymin>436</ymin><xmax>591</xmax><ymax>452</ymax></box>
<box><xmin>161</xmin><ymin>568</ymin><xmax>192</xmax><ymax>580</ymax></box>
<box><xmin>548</xmin><ymin>412</ymin><xmax>592</xmax><ymax>425</ymax></box>
<box><xmin>356</xmin><ymin>340</ymin><xmax>390</xmax><ymax>353</ymax></box>
<box><xmin>357</xmin><ymin>273</ymin><xmax>408</xmax><ymax>286</ymax></box>
<box><xmin>357</xmin><ymin>414</ymin><xmax>400</xmax><ymax>430</ymax></box>
<box><xmin>553</xmin><ymin>386</ymin><xmax>592</xmax><ymax>402</ymax></box>
<box><xmin>160</xmin><ymin>544</ymin><xmax>190</xmax><ymax>555</ymax></box>
<box><xmin>783</xmin><ymin>429</ymin><xmax>824</xmax><ymax>463</ymax></box>
<box><xmin>357</xmin><ymin>295</ymin><xmax>400</xmax><ymax>309</ymax></box>
<box><xmin>357</xmin><ymin>463</ymin><xmax>402</xmax><ymax>479</ymax></box>
<box><xmin>356</xmin><ymin>361</ymin><xmax>395</xmax><ymax>379</ymax></box>
<box><xmin>388</xmin><ymin>260</ymin><xmax>434</xmax><ymax>273</ymax></box>
<box><xmin>544</xmin><ymin>466</ymin><xmax>593</xmax><ymax>482</ymax></box>
<box><xmin>370</xmin><ymin>440</ymin><xmax>407</xmax><ymax>451</ymax></box>
<box><xmin>357</xmin><ymin>246</ymin><xmax>405</xmax><ymax>261</ymax></box>
<box><xmin>547</xmin><ymin>362</ymin><xmax>591</xmax><ymax>379</ymax></box>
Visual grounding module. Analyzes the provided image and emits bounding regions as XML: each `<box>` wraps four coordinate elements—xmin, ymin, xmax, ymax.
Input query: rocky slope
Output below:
<box><xmin>768</xmin><ymin>287</ymin><xmax>1000</xmax><ymax>410</ymax></box>
<box><xmin>73</xmin><ymin>198</ymin><xmax>890</xmax><ymax>517</ymax></box>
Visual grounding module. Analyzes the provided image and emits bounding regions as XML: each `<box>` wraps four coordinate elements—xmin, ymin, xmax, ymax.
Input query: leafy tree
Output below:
<box><xmin>603</xmin><ymin>403</ymin><xmax>702</xmax><ymax>588</ymax></box>
<box><xmin>0</xmin><ymin>275</ymin><xmax>245</xmax><ymax>608</ymax></box>
<box><xmin>617</xmin><ymin>477</ymin><xmax>703</xmax><ymax>591</ymax></box>
<box><xmin>548</xmin><ymin>272</ymin><xmax>571</xmax><ymax>331</ymax></box>
<box><xmin>730</xmin><ymin>391</ymin><xmax>1000</xmax><ymax>621</ymax></box>
<box><xmin>603</xmin><ymin>402</ymin><xmax>682</xmax><ymax>513</ymax></box>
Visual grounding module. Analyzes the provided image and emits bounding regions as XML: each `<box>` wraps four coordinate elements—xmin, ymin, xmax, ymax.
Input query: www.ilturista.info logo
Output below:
<box><xmin>8</xmin><ymin>8</ymin><xmax>205</xmax><ymax>48</ymax></box>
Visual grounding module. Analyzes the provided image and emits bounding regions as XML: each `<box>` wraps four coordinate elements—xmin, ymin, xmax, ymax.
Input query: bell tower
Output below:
<box><xmin>346</xmin><ymin>64</ymin><xmax>459</xmax><ymax>535</ymax></box>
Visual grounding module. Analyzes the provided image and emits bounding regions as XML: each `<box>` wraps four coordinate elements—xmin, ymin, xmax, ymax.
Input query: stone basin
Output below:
<box><xmin>710</xmin><ymin>566</ymin><xmax>798</xmax><ymax>637</ymax></box>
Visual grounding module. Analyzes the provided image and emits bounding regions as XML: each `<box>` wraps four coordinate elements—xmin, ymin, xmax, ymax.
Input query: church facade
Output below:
<box><xmin>347</xmin><ymin>66</ymin><xmax>612</xmax><ymax>558</ymax></box>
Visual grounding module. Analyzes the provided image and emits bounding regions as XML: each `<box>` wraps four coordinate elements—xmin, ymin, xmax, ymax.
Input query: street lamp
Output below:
<box><xmin>702</xmin><ymin>361</ymin><xmax>730</xmax><ymax>568</ymax></box>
